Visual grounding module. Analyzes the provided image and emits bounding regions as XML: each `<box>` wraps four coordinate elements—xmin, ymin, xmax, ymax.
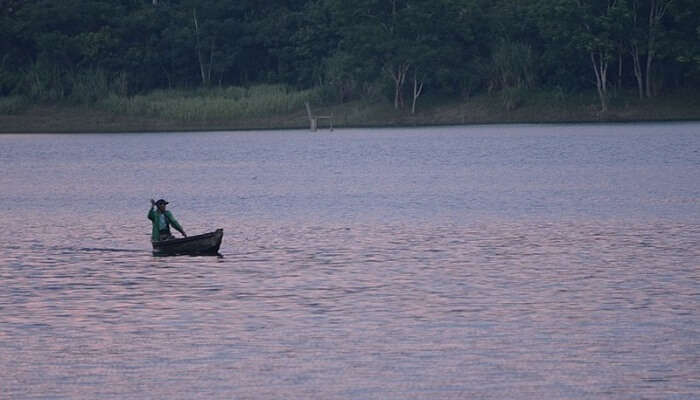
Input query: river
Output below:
<box><xmin>1</xmin><ymin>123</ymin><xmax>698</xmax><ymax>399</ymax></box>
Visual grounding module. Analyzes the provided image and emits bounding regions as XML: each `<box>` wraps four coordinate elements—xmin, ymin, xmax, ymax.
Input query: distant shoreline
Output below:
<box><xmin>2</xmin><ymin>91</ymin><xmax>699</xmax><ymax>134</ymax></box>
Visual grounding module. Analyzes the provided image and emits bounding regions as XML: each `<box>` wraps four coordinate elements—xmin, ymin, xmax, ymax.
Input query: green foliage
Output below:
<box><xmin>20</xmin><ymin>63</ymin><xmax>128</xmax><ymax>105</ymax></box>
<box><xmin>0</xmin><ymin>95</ymin><xmax>29</xmax><ymax>115</ymax></box>
<box><xmin>0</xmin><ymin>0</ymin><xmax>697</xmax><ymax>113</ymax></box>
<box><xmin>24</xmin><ymin>62</ymin><xmax>68</xmax><ymax>102</ymax></box>
<box><xmin>100</xmin><ymin>84</ymin><xmax>322</xmax><ymax>122</ymax></box>
<box><xmin>70</xmin><ymin>69</ymin><xmax>111</xmax><ymax>104</ymax></box>
<box><xmin>500</xmin><ymin>87</ymin><xmax>525</xmax><ymax>111</ymax></box>
<box><xmin>491</xmin><ymin>41</ymin><xmax>536</xmax><ymax>90</ymax></box>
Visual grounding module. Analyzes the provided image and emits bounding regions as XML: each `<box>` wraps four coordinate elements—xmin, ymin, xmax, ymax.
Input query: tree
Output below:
<box><xmin>401</xmin><ymin>0</ymin><xmax>475</xmax><ymax>114</ymax></box>
<box><xmin>537</xmin><ymin>0</ymin><xmax>631</xmax><ymax>112</ymax></box>
<box><xmin>1</xmin><ymin>0</ymin><xmax>698</xmax><ymax>109</ymax></box>
<box><xmin>491</xmin><ymin>40</ymin><xmax>536</xmax><ymax>110</ymax></box>
<box><xmin>182</xmin><ymin>0</ymin><xmax>244</xmax><ymax>87</ymax></box>
<box><xmin>630</xmin><ymin>0</ymin><xmax>673</xmax><ymax>98</ymax></box>
<box><xmin>330</xmin><ymin>0</ymin><xmax>482</xmax><ymax>112</ymax></box>
<box><xmin>669</xmin><ymin>0</ymin><xmax>700</xmax><ymax>85</ymax></box>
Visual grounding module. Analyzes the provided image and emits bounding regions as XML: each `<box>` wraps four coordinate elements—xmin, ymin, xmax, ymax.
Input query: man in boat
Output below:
<box><xmin>148</xmin><ymin>199</ymin><xmax>187</xmax><ymax>241</ymax></box>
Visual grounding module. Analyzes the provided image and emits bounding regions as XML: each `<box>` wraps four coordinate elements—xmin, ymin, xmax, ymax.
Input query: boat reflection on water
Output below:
<box><xmin>151</xmin><ymin>228</ymin><xmax>223</xmax><ymax>257</ymax></box>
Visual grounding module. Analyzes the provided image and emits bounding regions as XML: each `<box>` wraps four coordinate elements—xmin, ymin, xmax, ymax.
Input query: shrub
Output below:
<box><xmin>0</xmin><ymin>96</ymin><xmax>29</xmax><ymax>114</ymax></box>
<box><xmin>98</xmin><ymin>84</ymin><xmax>324</xmax><ymax>122</ymax></box>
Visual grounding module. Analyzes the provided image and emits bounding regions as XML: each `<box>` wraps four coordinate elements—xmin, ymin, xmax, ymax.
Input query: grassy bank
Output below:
<box><xmin>1</xmin><ymin>86</ymin><xmax>699</xmax><ymax>133</ymax></box>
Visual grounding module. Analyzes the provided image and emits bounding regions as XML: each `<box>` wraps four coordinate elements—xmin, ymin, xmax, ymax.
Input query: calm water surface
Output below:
<box><xmin>1</xmin><ymin>123</ymin><xmax>699</xmax><ymax>399</ymax></box>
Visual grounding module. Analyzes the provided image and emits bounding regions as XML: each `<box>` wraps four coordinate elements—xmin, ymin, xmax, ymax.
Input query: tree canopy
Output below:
<box><xmin>1</xmin><ymin>0</ymin><xmax>698</xmax><ymax>112</ymax></box>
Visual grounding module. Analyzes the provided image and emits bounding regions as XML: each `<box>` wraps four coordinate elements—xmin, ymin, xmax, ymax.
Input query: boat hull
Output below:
<box><xmin>152</xmin><ymin>229</ymin><xmax>223</xmax><ymax>256</ymax></box>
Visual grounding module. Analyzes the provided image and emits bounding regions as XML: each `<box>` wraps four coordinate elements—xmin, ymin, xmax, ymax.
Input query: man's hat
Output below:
<box><xmin>155</xmin><ymin>199</ymin><xmax>169</xmax><ymax>205</ymax></box>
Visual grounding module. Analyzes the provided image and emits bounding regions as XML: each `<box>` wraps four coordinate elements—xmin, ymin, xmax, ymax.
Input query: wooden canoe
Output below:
<box><xmin>152</xmin><ymin>228</ymin><xmax>223</xmax><ymax>256</ymax></box>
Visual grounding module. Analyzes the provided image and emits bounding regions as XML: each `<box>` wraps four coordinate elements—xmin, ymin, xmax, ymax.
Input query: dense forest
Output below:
<box><xmin>1</xmin><ymin>0</ymin><xmax>699</xmax><ymax>115</ymax></box>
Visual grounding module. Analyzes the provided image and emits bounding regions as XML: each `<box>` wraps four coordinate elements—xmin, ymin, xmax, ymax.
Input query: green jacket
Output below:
<box><xmin>148</xmin><ymin>207</ymin><xmax>184</xmax><ymax>241</ymax></box>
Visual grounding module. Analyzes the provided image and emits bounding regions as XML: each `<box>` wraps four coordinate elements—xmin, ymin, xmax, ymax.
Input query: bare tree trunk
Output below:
<box><xmin>617</xmin><ymin>51</ymin><xmax>623</xmax><ymax>89</ymax></box>
<box><xmin>207</xmin><ymin>39</ymin><xmax>215</xmax><ymax>86</ymax></box>
<box><xmin>193</xmin><ymin>8</ymin><xmax>209</xmax><ymax>87</ymax></box>
<box><xmin>632</xmin><ymin>44</ymin><xmax>644</xmax><ymax>98</ymax></box>
<box><xmin>644</xmin><ymin>49</ymin><xmax>653</xmax><ymax>97</ymax></box>
<box><xmin>385</xmin><ymin>63</ymin><xmax>409</xmax><ymax>110</ymax></box>
<box><xmin>645</xmin><ymin>1</ymin><xmax>655</xmax><ymax>97</ymax></box>
<box><xmin>159</xmin><ymin>61</ymin><xmax>172</xmax><ymax>89</ymax></box>
<box><xmin>411</xmin><ymin>68</ymin><xmax>424</xmax><ymax>115</ymax></box>
<box><xmin>591</xmin><ymin>51</ymin><xmax>609</xmax><ymax>113</ymax></box>
<box><xmin>631</xmin><ymin>0</ymin><xmax>645</xmax><ymax>98</ymax></box>
<box><xmin>644</xmin><ymin>0</ymin><xmax>671</xmax><ymax>97</ymax></box>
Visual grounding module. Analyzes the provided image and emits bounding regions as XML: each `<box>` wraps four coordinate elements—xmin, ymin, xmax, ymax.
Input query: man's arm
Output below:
<box><xmin>166</xmin><ymin>211</ymin><xmax>187</xmax><ymax>237</ymax></box>
<box><xmin>147</xmin><ymin>199</ymin><xmax>156</xmax><ymax>221</ymax></box>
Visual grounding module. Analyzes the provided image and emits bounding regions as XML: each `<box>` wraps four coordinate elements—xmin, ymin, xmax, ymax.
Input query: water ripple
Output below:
<box><xmin>1</xmin><ymin>125</ymin><xmax>699</xmax><ymax>399</ymax></box>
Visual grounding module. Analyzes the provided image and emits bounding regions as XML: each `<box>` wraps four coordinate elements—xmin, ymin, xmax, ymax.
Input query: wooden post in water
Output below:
<box><xmin>304</xmin><ymin>102</ymin><xmax>333</xmax><ymax>132</ymax></box>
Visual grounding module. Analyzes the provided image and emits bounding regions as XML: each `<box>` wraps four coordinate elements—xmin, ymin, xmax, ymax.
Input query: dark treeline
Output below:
<box><xmin>1</xmin><ymin>0</ymin><xmax>699</xmax><ymax>113</ymax></box>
